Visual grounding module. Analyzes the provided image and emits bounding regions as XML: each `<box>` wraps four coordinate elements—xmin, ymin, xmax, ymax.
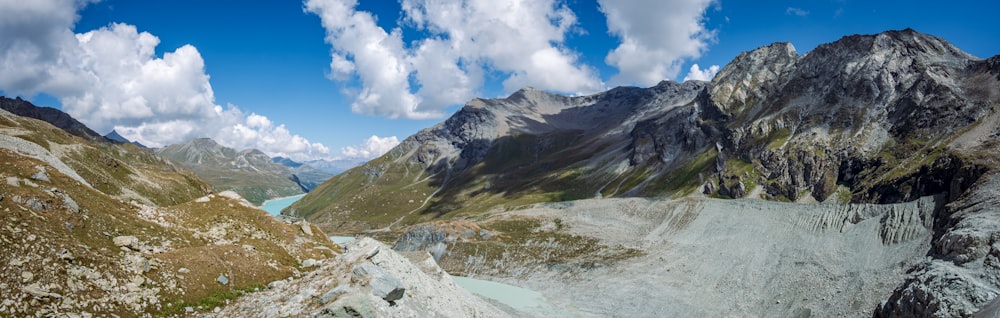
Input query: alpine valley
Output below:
<box><xmin>286</xmin><ymin>29</ymin><xmax>1000</xmax><ymax>317</ymax></box>
<box><xmin>2</xmin><ymin>29</ymin><xmax>1000</xmax><ymax>317</ymax></box>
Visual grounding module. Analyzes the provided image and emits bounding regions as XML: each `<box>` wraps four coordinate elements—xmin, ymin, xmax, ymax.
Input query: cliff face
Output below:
<box><xmin>708</xmin><ymin>29</ymin><xmax>995</xmax><ymax>204</ymax></box>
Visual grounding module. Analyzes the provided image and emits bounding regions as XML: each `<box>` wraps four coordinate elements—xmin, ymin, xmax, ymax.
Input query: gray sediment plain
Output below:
<box><xmin>468</xmin><ymin>195</ymin><xmax>940</xmax><ymax>317</ymax></box>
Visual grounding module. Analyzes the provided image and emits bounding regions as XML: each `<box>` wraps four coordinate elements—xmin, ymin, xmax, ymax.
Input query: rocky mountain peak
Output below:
<box><xmin>0</xmin><ymin>96</ymin><xmax>105</xmax><ymax>141</ymax></box>
<box><xmin>710</xmin><ymin>41</ymin><xmax>799</xmax><ymax>113</ymax></box>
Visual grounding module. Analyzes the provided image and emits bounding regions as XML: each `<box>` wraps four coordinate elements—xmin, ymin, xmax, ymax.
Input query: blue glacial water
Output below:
<box><xmin>260</xmin><ymin>194</ymin><xmax>305</xmax><ymax>216</ymax></box>
<box><xmin>452</xmin><ymin>276</ymin><xmax>579</xmax><ymax>317</ymax></box>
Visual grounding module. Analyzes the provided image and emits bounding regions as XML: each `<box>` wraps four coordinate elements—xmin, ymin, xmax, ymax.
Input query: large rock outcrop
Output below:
<box><xmin>208</xmin><ymin>237</ymin><xmax>520</xmax><ymax>318</ymax></box>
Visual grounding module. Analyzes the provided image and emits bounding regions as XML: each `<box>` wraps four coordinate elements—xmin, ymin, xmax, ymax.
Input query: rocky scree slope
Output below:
<box><xmin>424</xmin><ymin>196</ymin><xmax>938</xmax><ymax>317</ymax></box>
<box><xmin>156</xmin><ymin>138</ymin><xmax>331</xmax><ymax>206</ymax></box>
<box><xmin>0</xmin><ymin>106</ymin><xmax>339</xmax><ymax>316</ymax></box>
<box><xmin>0</xmin><ymin>99</ymin><xmax>210</xmax><ymax>206</ymax></box>
<box><xmin>295</xmin><ymin>29</ymin><xmax>1000</xmax><ymax>316</ymax></box>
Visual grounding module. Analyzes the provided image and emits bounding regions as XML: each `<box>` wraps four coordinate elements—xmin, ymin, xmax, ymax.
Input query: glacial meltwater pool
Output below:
<box><xmin>452</xmin><ymin>276</ymin><xmax>577</xmax><ymax>317</ymax></box>
<box><xmin>260</xmin><ymin>194</ymin><xmax>574</xmax><ymax>316</ymax></box>
<box><xmin>260</xmin><ymin>194</ymin><xmax>305</xmax><ymax>216</ymax></box>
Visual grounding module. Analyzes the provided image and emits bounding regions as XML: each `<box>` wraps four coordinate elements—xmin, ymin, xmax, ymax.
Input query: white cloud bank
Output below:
<box><xmin>305</xmin><ymin>0</ymin><xmax>721</xmax><ymax>112</ymax></box>
<box><xmin>0</xmin><ymin>0</ymin><xmax>330</xmax><ymax>162</ymax></box>
<box><xmin>599</xmin><ymin>0</ymin><xmax>718</xmax><ymax>87</ymax></box>
<box><xmin>683</xmin><ymin>64</ymin><xmax>720</xmax><ymax>82</ymax></box>
<box><xmin>786</xmin><ymin>7</ymin><xmax>809</xmax><ymax>17</ymax></box>
<box><xmin>305</xmin><ymin>0</ymin><xmax>604</xmax><ymax>119</ymax></box>
<box><xmin>341</xmin><ymin>135</ymin><xmax>400</xmax><ymax>160</ymax></box>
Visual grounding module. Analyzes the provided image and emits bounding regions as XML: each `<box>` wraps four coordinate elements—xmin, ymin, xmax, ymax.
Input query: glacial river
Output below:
<box><xmin>260</xmin><ymin>195</ymin><xmax>573</xmax><ymax>316</ymax></box>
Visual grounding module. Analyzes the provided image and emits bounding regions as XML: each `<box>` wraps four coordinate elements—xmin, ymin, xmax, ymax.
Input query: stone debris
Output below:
<box><xmin>57</xmin><ymin>248</ymin><xmax>74</xmax><ymax>261</ymax></box>
<box><xmin>299</xmin><ymin>221</ymin><xmax>313</xmax><ymax>236</ymax></box>
<box><xmin>113</xmin><ymin>236</ymin><xmax>139</xmax><ymax>251</ymax></box>
<box><xmin>301</xmin><ymin>258</ymin><xmax>319</xmax><ymax>268</ymax></box>
<box><xmin>30</xmin><ymin>166</ymin><xmax>49</xmax><ymax>182</ymax></box>
<box><xmin>20</xmin><ymin>271</ymin><xmax>33</xmax><ymax>283</ymax></box>
<box><xmin>22</xmin><ymin>283</ymin><xmax>61</xmax><ymax>299</ymax></box>
<box><xmin>0</xmin><ymin>133</ymin><xmax>91</xmax><ymax>187</ymax></box>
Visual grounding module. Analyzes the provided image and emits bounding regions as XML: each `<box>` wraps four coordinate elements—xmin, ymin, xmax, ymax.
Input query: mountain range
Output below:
<box><xmin>3</xmin><ymin>28</ymin><xmax>1000</xmax><ymax>317</ymax></box>
<box><xmin>287</xmin><ymin>29</ymin><xmax>1000</xmax><ymax>317</ymax></box>
<box><xmin>155</xmin><ymin>138</ymin><xmax>332</xmax><ymax>205</ymax></box>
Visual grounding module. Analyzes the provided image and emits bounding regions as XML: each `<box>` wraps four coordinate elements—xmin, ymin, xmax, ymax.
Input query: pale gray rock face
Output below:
<box><xmin>875</xmin><ymin>174</ymin><xmax>1000</xmax><ymax>317</ymax></box>
<box><xmin>710</xmin><ymin>41</ymin><xmax>799</xmax><ymax>113</ymax></box>
<box><xmin>30</xmin><ymin>166</ymin><xmax>49</xmax><ymax>182</ymax></box>
<box><xmin>113</xmin><ymin>236</ymin><xmax>139</xmax><ymax>250</ymax></box>
<box><xmin>0</xmin><ymin>131</ymin><xmax>91</xmax><ymax>187</ymax></box>
<box><xmin>352</xmin><ymin>262</ymin><xmax>405</xmax><ymax>302</ymax></box>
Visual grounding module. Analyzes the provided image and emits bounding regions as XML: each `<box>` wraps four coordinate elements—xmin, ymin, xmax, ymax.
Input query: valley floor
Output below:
<box><xmin>454</xmin><ymin>196</ymin><xmax>937</xmax><ymax>317</ymax></box>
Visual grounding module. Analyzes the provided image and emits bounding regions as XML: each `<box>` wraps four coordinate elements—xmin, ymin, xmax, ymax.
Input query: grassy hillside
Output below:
<box><xmin>0</xmin><ymin>109</ymin><xmax>338</xmax><ymax>316</ymax></box>
<box><xmin>156</xmin><ymin>139</ymin><xmax>310</xmax><ymax>205</ymax></box>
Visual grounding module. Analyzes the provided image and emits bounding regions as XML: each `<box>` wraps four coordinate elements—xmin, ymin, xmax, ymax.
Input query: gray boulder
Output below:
<box><xmin>352</xmin><ymin>263</ymin><xmax>405</xmax><ymax>302</ymax></box>
<box><xmin>30</xmin><ymin>166</ymin><xmax>49</xmax><ymax>182</ymax></box>
<box><xmin>113</xmin><ymin>236</ymin><xmax>139</xmax><ymax>250</ymax></box>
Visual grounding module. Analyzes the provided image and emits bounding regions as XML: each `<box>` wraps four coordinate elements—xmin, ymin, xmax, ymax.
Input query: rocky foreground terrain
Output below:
<box><xmin>209</xmin><ymin>237</ymin><xmax>519</xmax><ymax>318</ymax></box>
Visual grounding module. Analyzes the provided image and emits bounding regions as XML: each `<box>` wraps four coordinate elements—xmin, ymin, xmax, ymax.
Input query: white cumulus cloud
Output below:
<box><xmin>786</xmin><ymin>7</ymin><xmax>809</xmax><ymax>17</ymax></box>
<box><xmin>599</xmin><ymin>0</ymin><xmax>717</xmax><ymax>86</ymax></box>
<box><xmin>340</xmin><ymin>135</ymin><xmax>400</xmax><ymax>160</ymax></box>
<box><xmin>682</xmin><ymin>64</ymin><xmax>720</xmax><ymax>82</ymax></box>
<box><xmin>304</xmin><ymin>0</ymin><xmax>602</xmax><ymax>120</ymax></box>
<box><xmin>0</xmin><ymin>0</ymin><xmax>329</xmax><ymax>162</ymax></box>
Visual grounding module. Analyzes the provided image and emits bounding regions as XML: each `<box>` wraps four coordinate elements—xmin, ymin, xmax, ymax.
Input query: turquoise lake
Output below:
<box><xmin>258</xmin><ymin>194</ymin><xmax>572</xmax><ymax>316</ymax></box>
<box><xmin>260</xmin><ymin>194</ymin><xmax>305</xmax><ymax>216</ymax></box>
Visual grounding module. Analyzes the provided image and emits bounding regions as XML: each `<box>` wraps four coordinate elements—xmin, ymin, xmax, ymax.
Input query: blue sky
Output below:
<box><xmin>1</xmin><ymin>0</ymin><xmax>998</xmax><ymax>162</ymax></box>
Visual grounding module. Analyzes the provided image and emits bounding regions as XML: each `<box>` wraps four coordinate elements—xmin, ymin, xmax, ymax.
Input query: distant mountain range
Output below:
<box><xmin>156</xmin><ymin>138</ymin><xmax>332</xmax><ymax>205</ymax></box>
<box><xmin>103</xmin><ymin>129</ymin><xmax>148</xmax><ymax>148</ymax></box>
<box><xmin>301</xmin><ymin>158</ymin><xmax>366</xmax><ymax>175</ymax></box>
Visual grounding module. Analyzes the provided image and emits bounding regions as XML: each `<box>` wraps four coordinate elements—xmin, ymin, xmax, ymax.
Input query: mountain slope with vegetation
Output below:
<box><xmin>0</xmin><ymin>104</ymin><xmax>338</xmax><ymax>317</ymax></box>
<box><xmin>156</xmin><ymin>138</ymin><xmax>331</xmax><ymax>205</ymax></box>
